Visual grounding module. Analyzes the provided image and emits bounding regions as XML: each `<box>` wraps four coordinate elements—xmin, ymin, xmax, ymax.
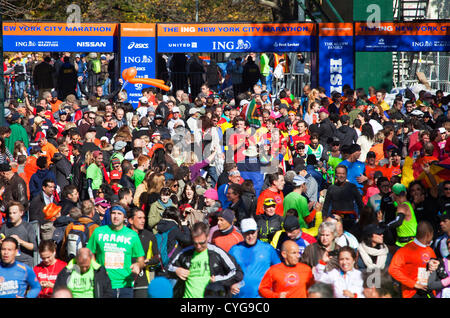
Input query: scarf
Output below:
<box><xmin>158</xmin><ymin>199</ymin><xmax>173</xmax><ymax>211</ymax></box>
<box><xmin>357</xmin><ymin>242</ymin><xmax>389</xmax><ymax>270</ymax></box>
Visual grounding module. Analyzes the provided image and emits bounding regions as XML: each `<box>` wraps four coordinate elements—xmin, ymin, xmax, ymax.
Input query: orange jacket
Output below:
<box><xmin>256</xmin><ymin>188</ymin><xmax>284</xmax><ymax>217</ymax></box>
<box><xmin>259</xmin><ymin>262</ymin><xmax>314</xmax><ymax>298</ymax></box>
<box><xmin>388</xmin><ymin>240</ymin><xmax>436</xmax><ymax>298</ymax></box>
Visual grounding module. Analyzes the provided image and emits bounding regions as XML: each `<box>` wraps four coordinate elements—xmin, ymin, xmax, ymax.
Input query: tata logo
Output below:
<box><xmin>127</xmin><ymin>42</ymin><xmax>149</xmax><ymax>49</ymax></box>
<box><xmin>212</xmin><ymin>39</ymin><xmax>251</xmax><ymax>50</ymax></box>
<box><xmin>378</xmin><ymin>38</ymin><xmax>385</xmax><ymax>45</ymax></box>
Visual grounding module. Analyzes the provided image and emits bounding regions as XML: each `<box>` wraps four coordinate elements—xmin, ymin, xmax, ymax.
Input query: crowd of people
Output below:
<box><xmin>4</xmin><ymin>52</ymin><xmax>116</xmax><ymax>104</ymax></box>
<box><xmin>1</xmin><ymin>50</ymin><xmax>450</xmax><ymax>299</ymax></box>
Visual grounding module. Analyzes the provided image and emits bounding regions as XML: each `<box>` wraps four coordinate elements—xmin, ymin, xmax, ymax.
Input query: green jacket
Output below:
<box><xmin>5</xmin><ymin>123</ymin><xmax>29</xmax><ymax>154</ymax></box>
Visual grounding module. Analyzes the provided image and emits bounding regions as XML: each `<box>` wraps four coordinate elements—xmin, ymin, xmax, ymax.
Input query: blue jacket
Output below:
<box><xmin>0</xmin><ymin>261</ymin><xmax>41</xmax><ymax>298</ymax></box>
<box><xmin>29</xmin><ymin>169</ymin><xmax>57</xmax><ymax>199</ymax></box>
<box><xmin>306</xmin><ymin>164</ymin><xmax>324</xmax><ymax>193</ymax></box>
<box><xmin>228</xmin><ymin>240</ymin><xmax>280</xmax><ymax>298</ymax></box>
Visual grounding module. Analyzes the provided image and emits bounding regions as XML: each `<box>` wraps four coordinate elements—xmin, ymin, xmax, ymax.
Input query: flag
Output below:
<box><xmin>244</xmin><ymin>98</ymin><xmax>260</xmax><ymax>127</ymax></box>
<box><xmin>418</xmin><ymin>158</ymin><xmax>450</xmax><ymax>187</ymax></box>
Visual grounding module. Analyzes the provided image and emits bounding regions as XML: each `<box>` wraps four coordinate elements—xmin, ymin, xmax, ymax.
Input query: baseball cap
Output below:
<box><xmin>263</xmin><ymin>198</ymin><xmax>277</xmax><ymax>207</ymax></box>
<box><xmin>390</xmin><ymin>147</ymin><xmax>402</xmax><ymax>156</ymax></box>
<box><xmin>0</xmin><ymin>162</ymin><xmax>11</xmax><ymax>172</ymax></box>
<box><xmin>4</xmin><ymin>108</ymin><xmax>11</xmax><ymax>118</ymax></box>
<box><xmin>139</xmin><ymin>96</ymin><xmax>148</xmax><ymax>104</ymax></box>
<box><xmin>439</xmin><ymin>210</ymin><xmax>450</xmax><ymax>221</ymax></box>
<box><xmin>411</xmin><ymin>109</ymin><xmax>424</xmax><ymax>117</ymax></box>
<box><xmin>75</xmin><ymin>54</ymin><xmax>80</xmax><ymax>58</ymax></box>
<box><xmin>110</xmin><ymin>170</ymin><xmax>122</xmax><ymax>180</ymax></box>
<box><xmin>439</xmin><ymin>127</ymin><xmax>446</xmax><ymax>134</ymax></box>
<box><xmin>94</xmin><ymin>198</ymin><xmax>111</xmax><ymax>209</ymax></box>
<box><xmin>114</xmin><ymin>140</ymin><xmax>127</xmax><ymax>151</ymax></box>
<box><xmin>240</xmin><ymin>100</ymin><xmax>249</xmax><ymax>107</ymax></box>
<box><xmin>283</xmin><ymin>215</ymin><xmax>300</xmax><ymax>232</ymax></box>
<box><xmin>373</xmin><ymin>170</ymin><xmax>384</xmax><ymax>180</ymax></box>
<box><xmin>392</xmin><ymin>183</ymin><xmax>407</xmax><ymax>195</ymax></box>
<box><xmin>155</xmin><ymin>114</ymin><xmax>164</xmax><ymax>120</ymax></box>
<box><xmin>362</xmin><ymin>224</ymin><xmax>384</xmax><ymax>237</ymax></box>
<box><xmin>366</xmin><ymin>151</ymin><xmax>376</xmax><ymax>159</ymax></box>
<box><xmin>340</xmin><ymin>115</ymin><xmax>350</xmax><ymax>123</ymax></box>
<box><xmin>292</xmin><ymin>175</ymin><xmax>307</xmax><ymax>187</ymax></box>
<box><xmin>151</xmin><ymin>131</ymin><xmax>161</xmax><ymax>139</ymax></box>
<box><xmin>240</xmin><ymin>218</ymin><xmax>258</xmax><ymax>233</ymax></box>
<box><xmin>172</xmin><ymin>106</ymin><xmax>180</xmax><ymax>113</ymax></box>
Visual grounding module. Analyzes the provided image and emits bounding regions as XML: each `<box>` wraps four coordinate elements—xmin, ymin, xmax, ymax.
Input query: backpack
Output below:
<box><xmin>155</xmin><ymin>227</ymin><xmax>178</xmax><ymax>271</ymax></box>
<box><xmin>91</xmin><ymin>59</ymin><xmax>101</xmax><ymax>74</ymax></box>
<box><xmin>66</xmin><ymin>220</ymin><xmax>95</xmax><ymax>260</ymax></box>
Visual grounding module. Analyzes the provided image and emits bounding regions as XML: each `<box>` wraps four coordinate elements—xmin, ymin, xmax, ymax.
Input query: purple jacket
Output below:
<box><xmin>189</xmin><ymin>158</ymin><xmax>210</xmax><ymax>181</ymax></box>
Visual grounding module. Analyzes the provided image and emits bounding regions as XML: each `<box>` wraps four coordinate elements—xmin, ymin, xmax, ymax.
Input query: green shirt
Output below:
<box><xmin>183</xmin><ymin>249</ymin><xmax>211</xmax><ymax>298</ymax></box>
<box><xmin>283</xmin><ymin>192</ymin><xmax>310</xmax><ymax>229</ymax></box>
<box><xmin>5</xmin><ymin>123</ymin><xmax>29</xmax><ymax>154</ymax></box>
<box><xmin>133</xmin><ymin>169</ymin><xmax>146</xmax><ymax>188</ymax></box>
<box><xmin>87</xmin><ymin>225</ymin><xmax>145</xmax><ymax>289</ymax></box>
<box><xmin>86</xmin><ymin>163</ymin><xmax>103</xmax><ymax>190</ymax></box>
<box><xmin>66</xmin><ymin>258</ymin><xmax>98</xmax><ymax>298</ymax></box>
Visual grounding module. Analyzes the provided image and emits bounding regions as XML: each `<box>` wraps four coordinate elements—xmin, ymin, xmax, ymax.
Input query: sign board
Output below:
<box><xmin>355</xmin><ymin>22</ymin><xmax>450</xmax><ymax>51</ymax></box>
<box><xmin>3</xmin><ymin>22</ymin><xmax>118</xmax><ymax>52</ymax></box>
<box><xmin>119</xmin><ymin>23</ymin><xmax>156</xmax><ymax>108</ymax></box>
<box><xmin>318</xmin><ymin>23</ymin><xmax>354</xmax><ymax>95</ymax></box>
<box><xmin>157</xmin><ymin>23</ymin><xmax>316</xmax><ymax>53</ymax></box>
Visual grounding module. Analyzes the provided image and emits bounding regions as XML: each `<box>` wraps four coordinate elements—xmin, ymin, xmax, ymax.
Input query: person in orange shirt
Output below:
<box><xmin>210</xmin><ymin>209</ymin><xmax>243</xmax><ymax>253</ymax></box>
<box><xmin>388</xmin><ymin>221</ymin><xmax>440</xmax><ymax>298</ymax></box>
<box><xmin>259</xmin><ymin>240</ymin><xmax>314</xmax><ymax>298</ymax></box>
<box><xmin>49</xmin><ymin>91</ymin><xmax>63</xmax><ymax>114</ymax></box>
<box><xmin>412</xmin><ymin>142</ymin><xmax>439</xmax><ymax>179</ymax></box>
<box><xmin>23</xmin><ymin>146</ymin><xmax>42</xmax><ymax>184</ymax></box>
<box><xmin>369</xmin><ymin>131</ymin><xmax>385</xmax><ymax>165</ymax></box>
<box><xmin>256</xmin><ymin>172</ymin><xmax>285</xmax><ymax>217</ymax></box>
<box><xmin>381</xmin><ymin>148</ymin><xmax>403</xmax><ymax>180</ymax></box>
<box><xmin>38</xmin><ymin>135</ymin><xmax>58</xmax><ymax>166</ymax></box>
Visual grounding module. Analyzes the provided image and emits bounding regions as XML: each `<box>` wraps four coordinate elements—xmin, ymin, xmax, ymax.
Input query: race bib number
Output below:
<box><xmin>105</xmin><ymin>251</ymin><xmax>125</xmax><ymax>269</ymax></box>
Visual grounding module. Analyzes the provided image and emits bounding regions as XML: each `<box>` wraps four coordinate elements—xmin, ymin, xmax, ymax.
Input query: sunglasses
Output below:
<box><xmin>172</xmin><ymin>184</ymin><xmax>179</xmax><ymax>188</ymax></box>
<box><xmin>444</xmin><ymin>187</ymin><xmax>450</xmax><ymax>191</ymax></box>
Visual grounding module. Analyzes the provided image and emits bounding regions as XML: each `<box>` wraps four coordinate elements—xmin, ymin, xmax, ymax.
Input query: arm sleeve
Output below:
<box><xmin>322</xmin><ymin>191</ymin><xmax>332</xmax><ymax>219</ymax></box>
<box><xmin>258</xmin><ymin>267</ymin><xmax>279</xmax><ymax>298</ymax></box>
<box><xmin>386</xmin><ymin>213</ymin><xmax>405</xmax><ymax>230</ymax></box>
<box><xmin>25</xmin><ymin>266</ymin><xmax>42</xmax><ymax>298</ymax></box>
<box><xmin>427</xmin><ymin>268</ymin><xmax>445</xmax><ymax>292</ymax></box>
<box><xmin>388</xmin><ymin>248</ymin><xmax>417</xmax><ymax>289</ymax></box>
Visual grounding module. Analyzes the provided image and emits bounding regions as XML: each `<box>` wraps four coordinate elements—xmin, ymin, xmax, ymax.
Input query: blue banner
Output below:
<box><xmin>318</xmin><ymin>35</ymin><xmax>354</xmax><ymax>96</ymax></box>
<box><xmin>355</xmin><ymin>35</ymin><xmax>450</xmax><ymax>51</ymax></box>
<box><xmin>119</xmin><ymin>24</ymin><xmax>156</xmax><ymax>108</ymax></box>
<box><xmin>3</xmin><ymin>35</ymin><xmax>116</xmax><ymax>52</ymax></box>
<box><xmin>157</xmin><ymin>35</ymin><xmax>315</xmax><ymax>53</ymax></box>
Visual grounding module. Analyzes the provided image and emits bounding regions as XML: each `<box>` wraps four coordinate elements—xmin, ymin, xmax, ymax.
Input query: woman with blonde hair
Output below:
<box><xmin>304</xmin><ymin>101</ymin><xmax>320</xmax><ymax>126</ymax></box>
<box><xmin>140</xmin><ymin>172</ymin><xmax>166</xmax><ymax>214</ymax></box>
<box><xmin>79</xmin><ymin>150</ymin><xmax>96</xmax><ymax>200</ymax></box>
